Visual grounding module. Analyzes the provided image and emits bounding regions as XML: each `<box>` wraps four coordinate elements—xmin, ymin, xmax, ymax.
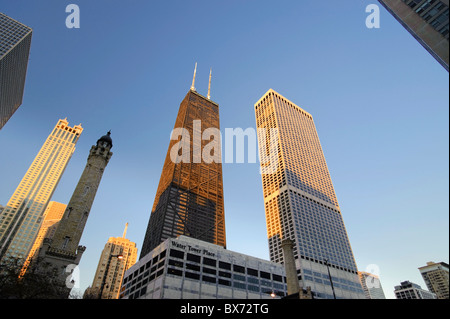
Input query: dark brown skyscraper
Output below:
<box><xmin>140</xmin><ymin>65</ymin><xmax>226</xmax><ymax>258</ymax></box>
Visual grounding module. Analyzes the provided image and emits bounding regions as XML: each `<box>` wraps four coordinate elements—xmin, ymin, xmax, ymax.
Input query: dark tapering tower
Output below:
<box><xmin>37</xmin><ymin>131</ymin><xmax>113</xmax><ymax>295</ymax></box>
<box><xmin>140</xmin><ymin>65</ymin><xmax>226</xmax><ymax>258</ymax></box>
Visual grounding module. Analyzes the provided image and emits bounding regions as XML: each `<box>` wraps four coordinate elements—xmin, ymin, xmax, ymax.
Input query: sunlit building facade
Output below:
<box><xmin>358</xmin><ymin>271</ymin><xmax>386</xmax><ymax>299</ymax></box>
<box><xmin>21</xmin><ymin>201</ymin><xmax>67</xmax><ymax>274</ymax></box>
<box><xmin>0</xmin><ymin>12</ymin><xmax>32</xmax><ymax>130</ymax></box>
<box><xmin>0</xmin><ymin>119</ymin><xmax>82</xmax><ymax>263</ymax></box>
<box><xmin>140</xmin><ymin>81</ymin><xmax>226</xmax><ymax>258</ymax></box>
<box><xmin>86</xmin><ymin>223</ymin><xmax>138</xmax><ymax>299</ymax></box>
<box><xmin>255</xmin><ymin>89</ymin><xmax>365</xmax><ymax>299</ymax></box>
<box><xmin>419</xmin><ymin>261</ymin><xmax>449</xmax><ymax>299</ymax></box>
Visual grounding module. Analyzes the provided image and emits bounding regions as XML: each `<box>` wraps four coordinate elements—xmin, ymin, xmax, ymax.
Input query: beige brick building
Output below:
<box><xmin>85</xmin><ymin>223</ymin><xmax>137</xmax><ymax>299</ymax></box>
<box><xmin>419</xmin><ymin>261</ymin><xmax>449</xmax><ymax>299</ymax></box>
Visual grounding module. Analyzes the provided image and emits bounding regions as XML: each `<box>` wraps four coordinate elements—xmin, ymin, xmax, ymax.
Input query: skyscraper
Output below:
<box><xmin>358</xmin><ymin>271</ymin><xmax>387</xmax><ymax>299</ymax></box>
<box><xmin>378</xmin><ymin>0</ymin><xmax>449</xmax><ymax>71</ymax></box>
<box><xmin>418</xmin><ymin>261</ymin><xmax>449</xmax><ymax>299</ymax></box>
<box><xmin>85</xmin><ymin>223</ymin><xmax>137</xmax><ymax>299</ymax></box>
<box><xmin>255</xmin><ymin>89</ymin><xmax>365</xmax><ymax>299</ymax></box>
<box><xmin>0</xmin><ymin>12</ymin><xmax>32</xmax><ymax>130</ymax></box>
<box><xmin>140</xmin><ymin>65</ymin><xmax>226</xmax><ymax>258</ymax></box>
<box><xmin>37</xmin><ymin>131</ymin><xmax>113</xmax><ymax>297</ymax></box>
<box><xmin>0</xmin><ymin>119</ymin><xmax>82</xmax><ymax>263</ymax></box>
<box><xmin>20</xmin><ymin>201</ymin><xmax>67</xmax><ymax>275</ymax></box>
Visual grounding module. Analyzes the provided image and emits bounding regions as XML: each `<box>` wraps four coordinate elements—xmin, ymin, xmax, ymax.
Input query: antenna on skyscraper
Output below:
<box><xmin>191</xmin><ymin>62</ymin><xmax>197</xmax><ymax>92</ymax></box>
<box><xmin>207</xmin><ymin>68</ymin><xmax>212</xmax><ymax>100</ymax></box>
<box><xmin>123</xmin><ymin>222</ymin><xmax>128</xmax><ymax>238</ymax></box>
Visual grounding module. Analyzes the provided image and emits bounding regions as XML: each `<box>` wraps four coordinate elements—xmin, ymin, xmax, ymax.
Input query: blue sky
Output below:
<box><xmin>0</xmin><ymin>1</ymin><xmax>448</xmax><ymax>299</ymax></box>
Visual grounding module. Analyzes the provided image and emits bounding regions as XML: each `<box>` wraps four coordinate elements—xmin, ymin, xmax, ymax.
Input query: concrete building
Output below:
<box><xmin>394</xmin><ymin>280</ymin><xmax>437</xmax><ymax>299</ymax></box>
<box><xmin>0</xmin><ymin>12</ymin><xmax>32</xmax><ymax>130</ymax></box>
<box><xmin>85</xmin><ymin>223</ymin><xmax>138</xmax><ymax>299</ymax></box>
<box><xmin>254</xmin><ymin>89</ymin><xmax>365</xmax><ymax>299</ymax></box>
<box><xmin>140</xmin><ymin>64</ymin><xmax>226</xmax><ymax>258</ymax></box>
<box><xmin>378</xmin><ymin>0</ymin><xmax>449</xmax><ymax>71</ymax></box>
<box><xmin>0</xmin><ymin>119</ymin><xmax>82</xmax><ymax>264</ymax></box>
<box><xmin>120</xmin><ymin>236</ymin><xmax>287</xmax><ymax>299</ymax></box>
<box><xmin>358</xmin><ymin>271</ymin><xmax>386</xmax><ymax>299</ymax></box>
<box><xmin>419</xmin><ymin>261</ymin><xmax>449</xmax><ymax>299</ymax></box>
<box><xmin>37</xmin><ymin>131</ymin><xmax>113</xmax><ymax>297</ymax></box>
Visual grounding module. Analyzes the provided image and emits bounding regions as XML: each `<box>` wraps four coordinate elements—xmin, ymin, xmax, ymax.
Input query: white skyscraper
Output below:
<box><xmin>0</xmin><ymin>119</ymin><xmax>82</xmax><ymax>263</ymax></box>
<box><xmin>255</xmin><ymin>89</ymin><xmax>365</xmax><ymax>299</ymax></box>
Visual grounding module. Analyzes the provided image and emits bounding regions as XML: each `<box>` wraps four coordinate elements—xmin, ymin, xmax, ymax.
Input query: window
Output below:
<box><xmin>233</xmin><ymin>265</ymin><xmax>245</xmax><ymax>274</ymax></box>
<box><xmin>247</xmin><ymin>268</ymin><xmax>258</xmax><ymax>277</ymax></box>
<box><xmin>170</xmin><ymin>249</ymin><xmax>184</xmax><ymax>259</ymax></box>
<box><xmin>219</xmin><ymin>261</ymin><xmax>231</xmax><ymax>270</ymax></box>
<box><xmin>187</xmin><ymin>253</ymin><xmax>201</xmax><ymax>263</ymax></box>
<box><xmin>203</xmin><ymin>257</ymin><xmax>216</xmax><ymax>267</ymax></box>
<box><xmin>62</xmin><ymin>236</ymin><xmax>70</xmax><ymax>249</ymax></box>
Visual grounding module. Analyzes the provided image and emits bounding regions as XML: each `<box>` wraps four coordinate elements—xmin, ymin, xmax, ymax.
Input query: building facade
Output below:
<box><xmin>37</xmin><ymin>131</ymin><xmax>113</xmax><ymax>297</ymax></box>
<box><xmin>140</xmin><ymin>70</ymin><xmax>226</xmax><ymax>258</ymax></box>
<box><xmin>120</xmin><ymin>236</ymin><xmax>287</xmax><ymax>299</ymax></box>
<box><xmin>21</xmin><ymin>201</ymin><xmax>67</xmax><ymax>275</ymax></box>
<box><xmin>0</xmin><ymin>119</ymin><xmax>82</xmax><ymax>263</ymax></box>
<box><xmin>254</xmin><ymin>89</ymin><xmax>365</xmax><ymax>299</ymax></box>
<box><xmin>378</xmin><ymin>0</ymin><xmax>449</xmax><ymax>71</ymax></box>
<box><xmin>0</xmin><ymin>12</ymin><xmax>32</xmax><ymax>130</ymax></box>
<box><xmin>418</xmin><ymin>261</ymin><xmax>449</xmax><ymax>299</ymax></box>
<box><xmin>394</xmin><ymin>280</ymin><xmax>437</xmax><ymax>299</ymax></box>
<box><xmin>358</xmin><ymin>271</ymin><xmax>386</xmax><ymax>299</ymax></box>
<box><xmin>85</xmin><ymin>223</ymin><xmax>138</xmax><ymax>299</ymax></box>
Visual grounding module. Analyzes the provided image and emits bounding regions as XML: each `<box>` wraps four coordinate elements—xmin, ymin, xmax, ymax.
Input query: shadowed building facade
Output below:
<box><xmin>0</xmin><ymin>12</ymin><xmax>32</xmax><ymax>130</ymax></box>
<box><xmin>140</xmin><ymin>66</ymin><xmax>225</xmax><ymax>258</ymax></box>
<box><xmin>255</xmin><ymin>89</ymin><xmax>365</xmax><ymax>299</ymax></box>
<box><xmin>37</xmin><ymin>131</ymin><xmax>113</xmax><ymax>297</ymax></box>
<box><xmin>378</xmin><ymin>0</ymin><xmax>449</xmax><ymax>71</ymax></box>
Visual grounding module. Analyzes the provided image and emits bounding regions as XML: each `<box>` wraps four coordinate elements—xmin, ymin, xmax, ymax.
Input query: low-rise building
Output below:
<box><xmin>120</xmin><ymin>236</ymin><xmax>287</xmax><ymax>299</ymax></box>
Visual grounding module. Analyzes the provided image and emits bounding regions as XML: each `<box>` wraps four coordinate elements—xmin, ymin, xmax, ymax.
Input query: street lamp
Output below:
<box><xmin>324</xmin><ymin>259</ymin><xmax>336</xmax><ymax>299</ymax></box>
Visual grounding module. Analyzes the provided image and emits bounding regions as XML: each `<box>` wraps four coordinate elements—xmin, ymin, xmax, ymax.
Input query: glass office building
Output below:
<box><xmin>255</xmin><ymin>89</ymin><xmax>365</xmax><ymax>299</ymax></box>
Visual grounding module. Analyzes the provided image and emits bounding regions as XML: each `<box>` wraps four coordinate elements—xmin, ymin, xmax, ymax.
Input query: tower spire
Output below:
<box><xmin>190</xmin><ymin>62</ymin><xmax>197</xmax><ymax>92</ymax></box>
<box><xmin>122</xmin><ymin>222</ymin><xmax>128</xmax><ymax>238</ymax></box>
<box><xmin>207</xmin><ymin>68</ymin><xmax>212</xmax><ymax>100</ymax></box>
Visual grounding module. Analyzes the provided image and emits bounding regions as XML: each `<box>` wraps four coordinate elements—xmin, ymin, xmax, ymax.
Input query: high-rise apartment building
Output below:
<box><xmin>21</xmin><ymin>201</ymin><xmax>67</xmax><ymax>275</ymax></box>
<box><xmin>378</xmin><ymin>0</ymin><xmax>449</xmax><ymax>71</ymax></box>
<box><xmin>37</xmin><ymin>131</ymin><xmax>113</xmax><ymax>297</ymax></box>
<box><xmin>394</xmin><ymin>280</ymin><xmax>437</xmax><ymax>299</ymax></box>
<box><xmin>419</xmin><ymin>261</ymin><xmax>449</xmax><ymax>299</ymax></box>
<box><xmin>358</xmin><ymin>271</ymin><xmax>387</xmax><ymax>299</ymax></box>
<box><xmin>255</xmin><ymin>89</ymin><xmax>365</xmax><ymax>299</ymax></box>
<box><xmin>0</xmin><ymin>12</ymin><xmax>32</xmax><ymax>130</ymax></box>
<box><xmin>0</xmin><ymin>119</ymin><xmax>82</xmax><ymax>263</ymax></box>
<box><xmin>85</xmin><ymin>223</ymin><xmax>138</xmax><ymax>299</ymax></box>
<box><xmin>140</xmin><ymin>66</ymin><xmax>226</xmax><ymax>258</ymax></box>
